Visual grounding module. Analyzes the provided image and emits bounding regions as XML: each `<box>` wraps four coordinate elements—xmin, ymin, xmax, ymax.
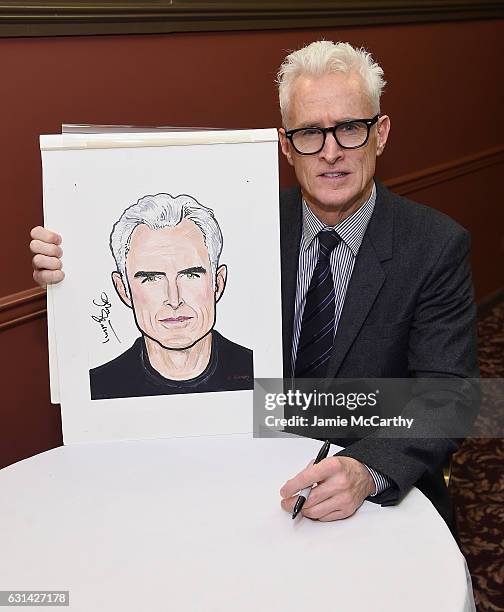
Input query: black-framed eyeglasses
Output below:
<box><xmin>285</xmin><ymin>114</ymin><xmax>380</xmax><ymax>155</ymax></box>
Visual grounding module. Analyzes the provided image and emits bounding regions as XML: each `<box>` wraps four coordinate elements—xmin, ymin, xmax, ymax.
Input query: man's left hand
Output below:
<box><xmin>280</xmin><ymin>456</ymin><xmax>375</xmax><ymax>521</ymax></box>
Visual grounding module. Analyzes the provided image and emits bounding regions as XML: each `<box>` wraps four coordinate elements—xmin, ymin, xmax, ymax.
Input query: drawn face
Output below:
<box><xmin>113</xmin><ymin>220</ymin><xmax>226</xmax><ymax>350</ymax></box>
<box><xmin>279</xmin><ymin>71</ymin><xmax>390</xmax><ymax>219</ymax></box>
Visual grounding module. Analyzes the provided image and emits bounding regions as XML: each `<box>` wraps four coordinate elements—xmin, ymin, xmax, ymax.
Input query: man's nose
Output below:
<box><xmin>163</xmin><ymin>278</ymin><xmax>183</xmax><ymax>309</ymax></box>
<box><xmin>319</xmin><ymin>131</ymin><xmax>344</xmax><ymax>164</ymax></box>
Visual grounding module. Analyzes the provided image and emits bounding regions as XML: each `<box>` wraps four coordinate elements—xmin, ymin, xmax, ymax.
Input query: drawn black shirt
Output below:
<box><xmin>89</xmin><ymin>330</ymin><xmax>253</xmax><ymax>400</ymax></box>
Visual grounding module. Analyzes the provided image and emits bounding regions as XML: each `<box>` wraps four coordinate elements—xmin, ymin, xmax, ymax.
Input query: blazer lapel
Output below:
<box><xmin>326</xmin><ymin>181</ymin><xmax>394</xmax><ymax>377</ymax></box>
<box><xmin>280</xmin><ymin>187</ymin><xmax>303</xmax><ymax>377</ymax></box>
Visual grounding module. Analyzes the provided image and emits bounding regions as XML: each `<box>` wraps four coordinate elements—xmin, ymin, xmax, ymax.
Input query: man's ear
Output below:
<box><xmin>278</xmin><ymin>128</ymin><xmax>294</xmax><ymax>167</ymax></box>
<box><xmin>112</xmin><ymin>272</ymin><xmax>132</xmax><ymax>308</ymax></box>
<box><xmin>376</xmin><ymin>115</ymin><xmax>391</xmax><ymax>157</ymax></box>
<box><xmin>214</xmin><ymin>264</ymin><xmax>227</xmax><ymax>303</ymax></box>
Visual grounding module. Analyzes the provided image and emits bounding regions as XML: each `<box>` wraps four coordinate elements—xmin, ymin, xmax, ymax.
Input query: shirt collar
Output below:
<box><xmin>301</xmin><ymin>181</ymin><xmax>376</xmax><ymax>257</ymax></box>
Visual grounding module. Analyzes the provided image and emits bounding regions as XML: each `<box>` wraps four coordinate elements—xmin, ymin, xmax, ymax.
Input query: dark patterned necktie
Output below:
<box><xmin>294</xmin><ymin>230</ymin><xmax>341</xmax><ymax>378</ymax></box>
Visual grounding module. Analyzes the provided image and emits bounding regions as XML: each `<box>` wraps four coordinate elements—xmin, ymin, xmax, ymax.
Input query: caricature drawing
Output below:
<box><xmin>89</xmin><ymin>193</ymin><xmax>254</xmax><ymax>400</ymax></box>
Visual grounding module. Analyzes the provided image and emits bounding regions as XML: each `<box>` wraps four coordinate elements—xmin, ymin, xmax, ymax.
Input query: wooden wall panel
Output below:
<box><xmin>0</xmin><ymin>18</ymin><xmax>502</xmax><ymax>467</ymax></box>
<box><xmin>0</xmin><ymin>317</ymin><xmax>62</xmax><ymax>469</ymax></box>
<box><xmin>2</xmin><ymin>20</ymin><xmax>502</xmax><ymax>297</ymax></box>
<box><xmin>389</xmin><ymin>158</ymin><xmax>503</xmax><ymax>301</ymax></box>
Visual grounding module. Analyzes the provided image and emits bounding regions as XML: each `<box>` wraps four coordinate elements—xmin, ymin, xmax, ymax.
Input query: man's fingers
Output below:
<box><xmin>302</xmin><ymin>495</ymin><xmax>346</xmax><ymax>520</ymax></box>
<box><xmin>30</xmin><ymin>226</ymin><xmax>62</xmax><ymax>245</ymax></box>
<box><xmin>280</xmin><ymin>468</ymin><xmax>315</xmax><ymax>499</ymax></box>
<box><xmin>282</xmin><ymin>492</ymin><xmax>355</xmax><ymax>521</ymax></box>
<box><xmin>281</xmin><ymin>489</ymin><xmax>356</xmax><ymax>521</ymax></box>
<box><xmin>33</xmin><ymin>269</ymin><xmax>65</xmax><ymax>287</ymax></box>
<box><xmin>29</xmin><ymin>239</ymin><xmax>63</xmax><ymax>258</ymax></box>
<box><xmin>32</xmin><ymin>254</ymin><xmax>62</xmax><ymax>271</ymax></box>
<box><xmin>280</xmin><ymin>457</ymin><xmax>341</xmax><ymax>499</ymax></box>
<box><xmin>280</xmin><ymin>496</ymin><xmax>297</xmax><ymax>513</ymax></box>
<box><xmin>302</xmin><ymin>480</ymin><xmax>338</xmax><ymax>509</ymax></box>
<box><xmin>30</xmin><ymin>229</ymin><xmax>64</xmax><ymax>288</ymax></box>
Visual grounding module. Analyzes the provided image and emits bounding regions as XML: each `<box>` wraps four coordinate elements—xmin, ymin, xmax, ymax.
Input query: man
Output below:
<box><xmin>66</xmin><ymin>192</ymin><xmax>253</xmax><ymax>399</ymax></box>
<box><xmin>274</xmin><ymin>41</ymin><xmax>478</xmax><ymax>531</ymax></box>
<box><xmin>31</xmin><ymin>41</ymin><xmax>478</xmax><ymax>532</ymax></box>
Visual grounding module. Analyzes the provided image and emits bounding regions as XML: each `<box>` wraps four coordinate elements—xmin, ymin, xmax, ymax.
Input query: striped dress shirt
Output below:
<box><xmin>291</xmin><ymin>181</ymin><xmax>391</xmax><ymax>497</ymax></box>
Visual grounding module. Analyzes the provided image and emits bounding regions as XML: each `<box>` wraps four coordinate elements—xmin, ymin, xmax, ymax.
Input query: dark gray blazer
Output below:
<box><xmin>280</xmin><ymin>180</ymin><xmax>479</xmax><ymax>530</ymax></box>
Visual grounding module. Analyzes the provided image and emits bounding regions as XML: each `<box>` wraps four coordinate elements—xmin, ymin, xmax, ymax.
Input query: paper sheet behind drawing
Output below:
<box><xmin>41</xmin><ymin>129</ymin><xmax>282</xmax><ymax>444</ymax></box>
<box><xmin>42</xmin><ymin>188</ymin><xmax>60</xmax><ymax>405</ymax></box>
<box><xmin>46</xmin><ymin>285</ymin><xmax>60</xmax><ymax>404</ymax></box>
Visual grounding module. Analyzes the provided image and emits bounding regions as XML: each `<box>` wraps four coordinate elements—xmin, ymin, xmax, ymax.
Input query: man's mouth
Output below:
<box><xmin>319</xmin><ymin>171</ymin><xmax>349</xmax><ymax>178</ymax></box>
<box><xmin>159</xmin><ymin>316</ymin><xmax>193</xmax><ymax>323</ymax></box>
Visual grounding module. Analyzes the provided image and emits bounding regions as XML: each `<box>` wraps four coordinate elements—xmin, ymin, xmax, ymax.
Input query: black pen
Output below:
<box><xmin>292</xmin><ymin>439</ymin><xmax>331</xmax><ymax>519</ymax></box>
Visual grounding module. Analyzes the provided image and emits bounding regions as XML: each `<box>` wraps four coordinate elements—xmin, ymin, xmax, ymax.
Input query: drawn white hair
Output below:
<box><xmin>277</xmin><ymin>40</ymin><xmax>386</xmax><ymax>127</ymax></box>
<box><xmin>110</xmin><ymin>193</ymin><xmax>223</xmax><ymax>296</ymax></box>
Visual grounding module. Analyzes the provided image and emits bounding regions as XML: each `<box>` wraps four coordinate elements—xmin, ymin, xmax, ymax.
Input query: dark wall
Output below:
<box><xmin>1</xmin><ymin>19</ymin><xmax>502</xmax><ymax>467</ymax></box>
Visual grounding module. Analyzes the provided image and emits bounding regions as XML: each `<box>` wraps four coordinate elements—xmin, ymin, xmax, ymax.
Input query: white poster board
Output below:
<box><xmin>41</xmin><ymin>129</ymin><xmax>282</xmax><ymax>444</ymax></box>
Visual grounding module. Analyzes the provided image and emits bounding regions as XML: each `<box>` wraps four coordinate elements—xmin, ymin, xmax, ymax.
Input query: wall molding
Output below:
<box><xmin>1</xmin><ymin>144</ymin><xmax>502</xmax><ymax>331</ymax></box>
<box><xmin>0</xmin><ymin>1</ymin><xmax>502</xmax><ymax>38</ymax></box>
<box><xmin>384</xmin><ymin>145</ymin><xmax>504</xmax><ymax>197</ymax></box>
<box><xmin>0</xmin><ymin>287</ymin><xmax>46</xmax><ymax>331</ymax></box>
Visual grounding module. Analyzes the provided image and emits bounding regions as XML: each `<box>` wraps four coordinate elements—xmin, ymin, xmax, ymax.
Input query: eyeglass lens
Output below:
<box><xmin>292</xmin><ymin>121</ymin><xmax>370</xmax><ymax>154</ymax></box>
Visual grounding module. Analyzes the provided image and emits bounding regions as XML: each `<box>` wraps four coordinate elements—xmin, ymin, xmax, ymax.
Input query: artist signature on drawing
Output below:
<box><xmin>91</xmin><ymin>292</ymin><xmax>120</xmax><ymax>344</ymax></box>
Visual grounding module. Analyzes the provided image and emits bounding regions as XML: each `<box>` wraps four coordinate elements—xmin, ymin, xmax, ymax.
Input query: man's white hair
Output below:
<box><xmin>110</xmin><ymin>193</ymin><xmax>223</xmax><ymax>296</ymax></box>
<box><xmin>277</xmin><ymin>40</ymin><xmax>386</xmax><ymax>127</ymax></box>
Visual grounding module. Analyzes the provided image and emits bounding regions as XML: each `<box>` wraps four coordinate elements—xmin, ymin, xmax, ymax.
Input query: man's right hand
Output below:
<box><xmin>30</xmin><ymin>226</ymin><xmax>64</xmax><ymax>287</ymax></box>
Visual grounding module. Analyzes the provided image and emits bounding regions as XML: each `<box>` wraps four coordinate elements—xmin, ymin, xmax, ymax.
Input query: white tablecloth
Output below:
<box><xmin>0</xmin><ymin>434</ymin><xmax>475</xmax><ymax>611</ymax></box>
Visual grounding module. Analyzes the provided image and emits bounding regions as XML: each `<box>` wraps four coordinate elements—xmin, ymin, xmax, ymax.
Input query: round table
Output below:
<box><xmin>0</xmin><ymin>434</ymin><xmax>475</xmax><ymax>611</ymax></box>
